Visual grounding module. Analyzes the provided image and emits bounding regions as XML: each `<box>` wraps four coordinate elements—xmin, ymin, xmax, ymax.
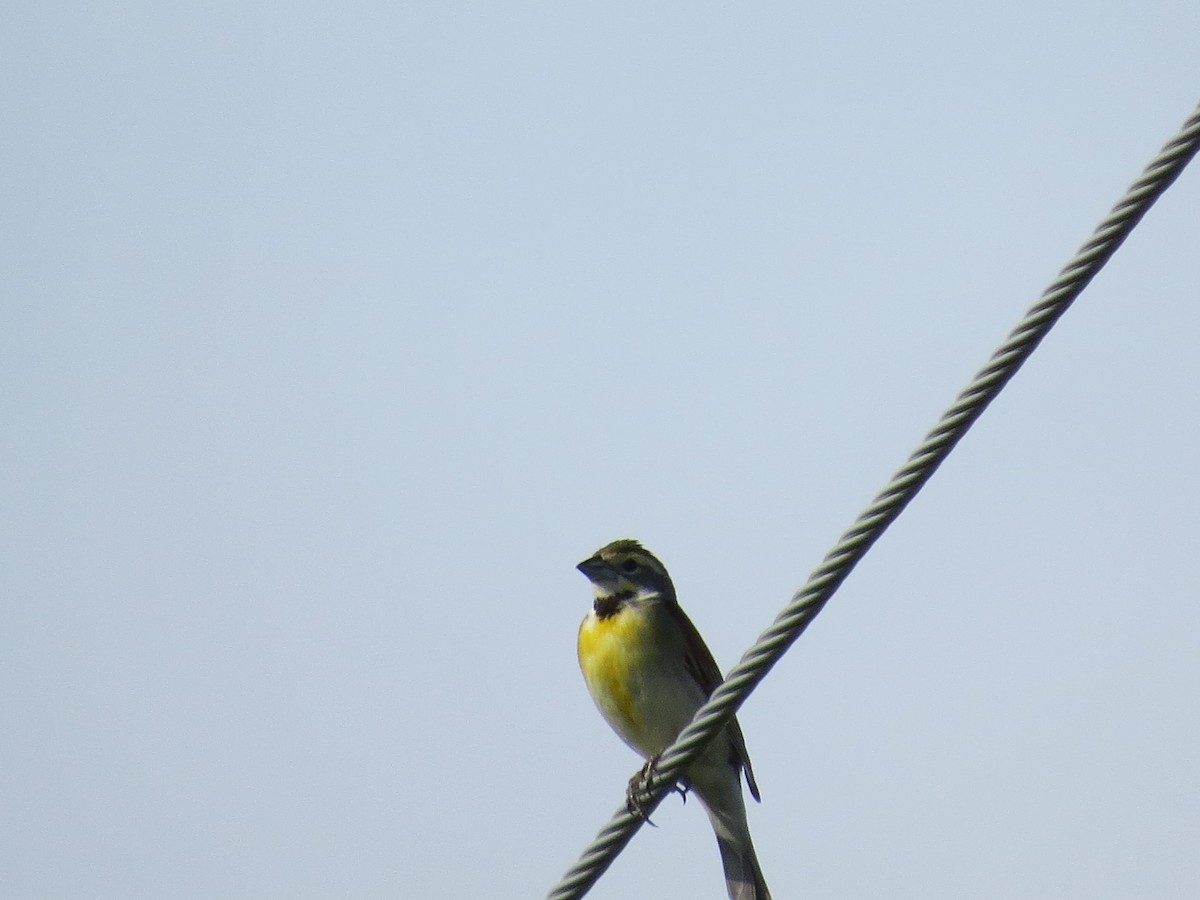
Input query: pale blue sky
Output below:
<box><xmin>3</xmin><ymin>3</ymin><xmax>1199</xmax><ymax>899</ymax></box>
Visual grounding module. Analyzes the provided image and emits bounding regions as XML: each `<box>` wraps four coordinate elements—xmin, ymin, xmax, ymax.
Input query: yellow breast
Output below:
<box><xmin>577</xmin><ymin>604</ymin><xmax>655</xmax><ymax>741</ymax></box>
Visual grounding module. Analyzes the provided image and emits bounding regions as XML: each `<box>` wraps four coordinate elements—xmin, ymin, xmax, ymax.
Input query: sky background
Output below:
<box><xmin>3</xmin><ymin>3</ymin><xmax>1199</xmax><ymax>899</ymax></box>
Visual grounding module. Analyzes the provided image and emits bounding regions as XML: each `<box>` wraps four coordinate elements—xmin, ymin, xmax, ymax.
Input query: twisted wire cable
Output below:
<box><xmin>547</xmin><ymin>100</ymin><xmax>1200</xmax><ymax>900</ymax></box>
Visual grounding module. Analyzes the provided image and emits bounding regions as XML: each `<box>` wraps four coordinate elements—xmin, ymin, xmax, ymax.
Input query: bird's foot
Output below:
<box><xmin>625</xmin><ymin>756</ymin><xmax>689</xmax><ymax>822</ymax></box>
<box><xmin>626</xmin><ymin>754</ymin><xmax>661</xmax><ymax>825</ymax></box>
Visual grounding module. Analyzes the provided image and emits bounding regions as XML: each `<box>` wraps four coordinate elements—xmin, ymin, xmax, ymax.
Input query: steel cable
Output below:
<box><xmin>547</xmin><ymin>100</ymin><xmax>1200</xmax><ymax>900</ymax></box>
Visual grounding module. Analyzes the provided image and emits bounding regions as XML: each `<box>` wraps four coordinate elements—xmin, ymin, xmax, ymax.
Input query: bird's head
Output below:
<box><xmin>576</xmin><ymin>539</ymin><xmax>677</xmax><ymax>610</ymax></box>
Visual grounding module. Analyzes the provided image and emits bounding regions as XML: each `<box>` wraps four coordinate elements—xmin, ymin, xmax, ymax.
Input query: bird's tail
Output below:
<box><xmin>695</xmin><ymin>772</ymin><xmax>771</xmax><ymax>900</ymax></box>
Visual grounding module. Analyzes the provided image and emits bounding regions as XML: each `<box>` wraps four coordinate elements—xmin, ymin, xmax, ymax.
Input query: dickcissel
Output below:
<box><xmin>576</xmin><ymin>539</ymin><xmax>771</xmax><ymax>900</ymax></box>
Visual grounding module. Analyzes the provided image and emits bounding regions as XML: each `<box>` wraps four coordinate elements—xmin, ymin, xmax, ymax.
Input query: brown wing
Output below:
<box><xmin>667</xmin><ymin>600</ymin><xmax>762</xmax><ymax>802</ymax></box>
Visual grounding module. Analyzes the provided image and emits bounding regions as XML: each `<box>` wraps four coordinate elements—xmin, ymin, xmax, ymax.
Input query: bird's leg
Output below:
<box><xmin>626</xmin><ymin>756</ymin><xmax>690</xmax><ymax>822</ymax></box>
<box><xmin>626</xmin><ymin>754</ymin><xmax>661</xmax><ymax>825</ymax></box>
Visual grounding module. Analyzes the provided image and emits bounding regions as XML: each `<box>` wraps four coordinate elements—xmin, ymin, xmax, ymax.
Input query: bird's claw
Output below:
<box><xmin>625</xmin><ymin>755</ymin><xmax>689</xmax><ymax>823</ymax></box>
<box><xmin>674</xmin><ymin>780</ymin><xmax>689</xmax><ymax>804</ymax></box>
<box><xmin>626</xmin><ymin>755</ymin><xmax>661</xmax><ymax>825</ymax></box>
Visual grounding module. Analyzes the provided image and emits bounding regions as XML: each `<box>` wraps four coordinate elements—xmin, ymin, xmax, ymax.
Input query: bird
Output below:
<box><xmin>576</xmin><ymin>538</ymin><xmax>771</xmax><ymax>900</ymax></box>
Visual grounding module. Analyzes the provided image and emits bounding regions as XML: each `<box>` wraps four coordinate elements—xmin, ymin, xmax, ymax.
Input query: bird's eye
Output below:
<box><xmin>620</xmin><ymin>559</ymin><xmax>640</xmax><ymax>574</ymax></box>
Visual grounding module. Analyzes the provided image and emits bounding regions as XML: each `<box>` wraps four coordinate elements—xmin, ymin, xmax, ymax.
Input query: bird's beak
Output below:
<box><xmin>576</xmin><ymin>555</ymin><xmax>607</xmax><ymax>579</ymax></box>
